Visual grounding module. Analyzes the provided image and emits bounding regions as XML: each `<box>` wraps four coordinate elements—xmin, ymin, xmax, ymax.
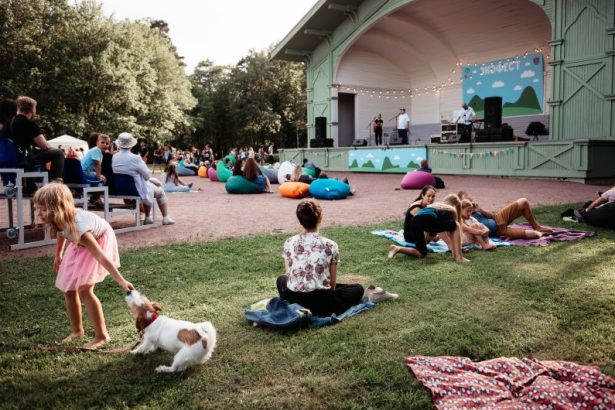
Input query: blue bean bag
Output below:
<box><xmin>216</xmin><ymin>162</ymin><xmax>232</xmax><ymax>182</ymax></box>
<box><xmin>260</xmin><ymin>166</ymin><xmax>279</xmax><ymax>184</ymax></box>
<box><xmin>177</xmin><ymin>166</ymin><xmax>195</xmax><ymax>176</ymax></box>
<box><xmin>400</xmin><ymin>171</ymin><xmax>436</xmax><ymax>190</ymax></box>
<box><xmin>225</xmin><ymin>176</ymin><xmax>262</xmax><ymax>194</ymax></box>
<box><xmin>309</xmin><ymin>178</ymin><xmax>350</xmax><ymax>200</ymax></box>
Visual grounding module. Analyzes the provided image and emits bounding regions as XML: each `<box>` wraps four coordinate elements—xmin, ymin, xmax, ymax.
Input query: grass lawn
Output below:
<box><xmin>1</xmin><ymin>205</ymin><xmax>614</xmax><ymax>409</ymax></box>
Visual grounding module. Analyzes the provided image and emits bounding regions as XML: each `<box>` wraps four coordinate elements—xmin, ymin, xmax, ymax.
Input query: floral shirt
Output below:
<box><xmin>283</xmin><ymin>232</ymin><xmax>340</xmax><ymax>292</ymax></box>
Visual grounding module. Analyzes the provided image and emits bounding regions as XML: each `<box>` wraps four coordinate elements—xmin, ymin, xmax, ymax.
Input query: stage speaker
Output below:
<box><xmin>351</xmin><ymin>139</ymin><xmax>367</xmax><ymax>147</ymax></box>
<box><xmin>310</xmin><ymin>138</ymin><xmax>334</xmax><ymax>148</ymax></box>
<box><xmin>484</xmin><ymin>96</ymin><xmax>502</xmax><ymax>129</ymax></box>
<box><xmin>315</xmin><ymin>116</ymin><xmax>327</xmax><ymax>140</ymax></box>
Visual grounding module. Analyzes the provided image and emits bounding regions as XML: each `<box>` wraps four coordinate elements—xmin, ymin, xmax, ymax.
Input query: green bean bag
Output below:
<box><xmin>225</xmin><ymin>176</ymin><xmax>262</xmax><ymax>194</ymax></box>
<box><xmin>224</xmin><ymin>153</ymin><xmax>237</xmax><ymax>166</ymax></box>
<box><xmin>216</xmin><ymin>161</ymin><xmax>232</xmax><ymax>182</ymax></box>
<box><xmin>302</xmin><ymin>167</ymin><xmax>316</xmax><ymax>177</ymax></box>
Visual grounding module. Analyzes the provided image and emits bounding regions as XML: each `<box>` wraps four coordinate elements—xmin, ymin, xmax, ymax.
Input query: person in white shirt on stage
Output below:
<box><xmin>397</xmin><ymin>108</ymin><xmax>410</xmax><ymax>145</ymax></box>
<box><xmin>456</xmin><ymin>103</ymin><xmax>476</xmax><ymax>143</ymax></box>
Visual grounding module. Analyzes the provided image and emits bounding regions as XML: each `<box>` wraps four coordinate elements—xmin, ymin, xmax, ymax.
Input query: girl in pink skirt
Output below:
<box><xmin>33</xmin><ymin>183</ymin><xmax>134</xmax><ymax>349</ymax></box>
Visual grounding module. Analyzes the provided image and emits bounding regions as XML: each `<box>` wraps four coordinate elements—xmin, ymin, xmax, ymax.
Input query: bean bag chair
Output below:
<box><xmin>400</xmin><ymin>171</ymin><xmax>436</xmax><ymax>190</ymax></box>
<box><xmin>260</xmin><ymin>166</ymin><xmax>279</xmax><ymax>184</ymax></box>
<box><xmin>216</xmin><ymin>162</ymin><xmax>232</xmax><ymax>182</ymax></box>
<box><xmin>198</xmin><ymin>166</ymin><xmax>208</xmax><ymax>178</ymax></box>
<box><xmin>224</xmin><ymin>153</ymin><xmax>237</xmax><ymax>166</ymax></box>
<box><xmin>225</xmin><ymin>176</ymin><xmax>262</xmax><ymax>194</ymax></box>
<box><xmin>177</xmin><ymin>166</ymin><xmax>196</xmax><ymax>176</ymax></box>
<box><xmin>309</xmin><ymin>178</ymin><xmax>350</xmax><ymax>200</ymax></box>
<box><xmin>584</xmin><ymin>202</ymin><xmax>615</xmax><ymax>229</ymax></box>
<box><xmin>279</xmin><ymin>182</ymin><xmax>310</xmax><ymax>199</ymax></box>
<box><xmin>302</xmin><ymin>167</ymin><xmax>316</xmax><ymax>177</ymax></box>
<box><xmin>208</xmin><ymin>167</ymin><xmax>218</xmax><ymax>182</ymax></box>
<box><xmin>277</xmin><ymin>161</ymin><xmax>296</xmax><ymax>184</ymax></box>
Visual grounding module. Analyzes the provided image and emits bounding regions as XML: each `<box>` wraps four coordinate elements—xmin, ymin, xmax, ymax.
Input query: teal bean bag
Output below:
<box><xmin>260</xmin><ymin>166</ymin><xmax>279</xmax><ymax>184</ymax></box>
<box><xmin>224</xmin><ymin>153</ymin><xmax>237</xmax><ymax>166</ymax></box>
<box><xmin>216</xmin><ymin>161</ymin><xmax>232</xmax><ymax>182</ymax></box>
<box><xmin>225</xmin><ymin>175</ymin><xmax>262</xmax><ymax>194</ymax></box>
<box><xmin>309</xmin><ymin>179</ymin><xmax>350</xmax><ymax>200</ymax></box>
<box><xmin>302</xmin><ymin>167</ymin><xmax>316</xmax><ymax>177</ymax></box>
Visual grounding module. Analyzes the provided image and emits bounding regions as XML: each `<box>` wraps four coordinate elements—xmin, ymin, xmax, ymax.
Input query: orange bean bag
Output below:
<box><xmin>198</xmin><ymin>166</ymin><xmax>208</xmax><ymax>178</ymax></box>
<box><xmin>279</xmin><ymin>182</ymin><xmax>310</xmax><ymax>199</ymax></box>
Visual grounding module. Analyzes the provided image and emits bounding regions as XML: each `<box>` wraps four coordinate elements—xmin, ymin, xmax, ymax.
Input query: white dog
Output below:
<box><xmin>125</xmin><ymin>290</ymin><xmax>217</xmax><ymax>373</ymax></box>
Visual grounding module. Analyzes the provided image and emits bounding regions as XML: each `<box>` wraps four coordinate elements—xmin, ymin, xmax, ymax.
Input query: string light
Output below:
<box><xmin>336</xmin><ymin>47</ymin><xmax>549</xmax><ymax>98</ymax></box>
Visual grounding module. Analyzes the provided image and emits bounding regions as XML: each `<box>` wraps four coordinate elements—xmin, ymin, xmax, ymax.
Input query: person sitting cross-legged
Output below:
<box><xmin>276</xmin><ymin>199</ymin><xmax>366</xmax><ymax>316</ymax></box>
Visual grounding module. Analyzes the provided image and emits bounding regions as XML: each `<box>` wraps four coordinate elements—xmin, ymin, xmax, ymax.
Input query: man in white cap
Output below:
<box><xmin>112</xmin><ymin>132</ymin><xmax>175</xmax><ymax>225</ymax></box>
<box><xmin>397</xmin><ymin>108</ymin><xmax>410</xmax><ymax>145</ymax></box>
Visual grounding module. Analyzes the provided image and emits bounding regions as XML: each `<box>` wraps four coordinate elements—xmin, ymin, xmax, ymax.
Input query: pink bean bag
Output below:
<box><xmin>208</xmin><ymin>167</ymin><xmax>218</xmax><ymax>182</ymax></box>
<box><xmin>400</xmin><ymin>171</ymin><xmax>436</xmax><ymax>190</ymax></box>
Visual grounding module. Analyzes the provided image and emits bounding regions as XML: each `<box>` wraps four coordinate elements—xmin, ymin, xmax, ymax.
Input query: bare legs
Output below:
<box><xmin>388</xmin><ymin>244</ymin><xmax>422</xmax><ymax>259</ymax></box>
<box><xmin>63</xmin><ymin>291</ymin><xmax>84</xmax><ymax>342</ymax></box>
<box><xmin>388</xmin><ymin>225</ymin><xmax>470</xmax><ymax>262</ymax></box>
<box><xmin>517</xmin><ymin>198</ymin><xmax>553</xmax><ymax>235</ymax></box>
<box><xmin>62</xmin><ymin>284</ymin><xmax>110</xmax><ymax>349</ymax></box>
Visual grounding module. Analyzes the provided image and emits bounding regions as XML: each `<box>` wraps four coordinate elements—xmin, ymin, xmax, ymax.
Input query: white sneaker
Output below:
<box><xmin>366</xmin><ymin>286</ymin><xmax>399</xmax><ymax>303</ymax></box>
<box><xmin>162</xmin><ymin>216</ymin><xmax>175</xmax><ymax>225</ymax></box>
<box><xmin>143</xmin><ymin>216</ymin><xmax>154</xmax><ymax>225</ymax></box>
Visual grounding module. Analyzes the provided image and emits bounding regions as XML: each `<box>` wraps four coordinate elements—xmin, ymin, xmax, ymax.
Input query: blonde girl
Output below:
<box><xmin>460</xmin><ymin>199</ymin><xmax>496</xmax><ymax>250</ymax></box>
<box><xmin>34</xmin><ymin>183</ymin><xmax>134</xmax><ymax>349</ymax></box>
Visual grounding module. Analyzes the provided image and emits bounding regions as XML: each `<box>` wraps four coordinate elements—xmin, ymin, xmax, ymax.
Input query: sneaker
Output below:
<box><xmin>144</xmin><ymin>216</ymin><xmax>154</xmax><ymax>225</ymax></box>
<box><xmin>562</xmin><ymin>216</ymin><xmax>578</xmax><ymax>223</ymax></box>
<box><xmin>573</xmin><ymin>209</ymin><xmax>586</xmax><ymax>223</ymax></box>
<box><xmin>162</xmin><ymin>216</ymin><xmax>175</xmax><ymax>225</ymax></box>
<box><xmin>366</xmin><ymin>285</ymin><xmax>399</xmax><ymax>303</ymax></box>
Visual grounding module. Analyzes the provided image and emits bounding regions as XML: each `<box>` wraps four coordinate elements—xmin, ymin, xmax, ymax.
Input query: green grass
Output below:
<box><xmin>1</xmin><ymin>205</ymin><xmax>614</xmax><ymax>409</ymax></box>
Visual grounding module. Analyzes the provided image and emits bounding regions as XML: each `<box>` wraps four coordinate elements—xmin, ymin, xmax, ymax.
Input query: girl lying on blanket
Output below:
<box><xmin>460</xmin><ymin>199</ymin><xmax>496</xmax><ymax>250</ymax></box>
<box><xmin>388</xmin><ymin>194</ymin><xmax>469</xmax><ymax>262</ymax></box>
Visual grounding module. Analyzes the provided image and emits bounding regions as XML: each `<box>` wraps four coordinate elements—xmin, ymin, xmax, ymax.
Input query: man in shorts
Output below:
<box><xmin>458</xmin><ymin>191</ymin><xmax>553</xmax><ymax>239</ymax></box>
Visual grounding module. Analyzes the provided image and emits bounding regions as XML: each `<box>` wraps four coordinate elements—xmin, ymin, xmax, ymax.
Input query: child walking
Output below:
<box><xmin>33</xmin><ymin>183</ymin><xmax>134</xmax><ymax>349</ymax></box>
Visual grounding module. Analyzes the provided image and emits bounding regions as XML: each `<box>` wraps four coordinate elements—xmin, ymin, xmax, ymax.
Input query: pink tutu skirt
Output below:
<box><xmin>55</xmin><ymin>229</ymin><xmax>120</xmax><ymax>292</ymax></box>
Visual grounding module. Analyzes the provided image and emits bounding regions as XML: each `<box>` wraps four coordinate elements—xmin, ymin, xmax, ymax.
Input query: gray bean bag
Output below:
<box><xmin>260</xmin><ymin>166</ymin><xmax>279</xmax><ymax>184</ymax></box>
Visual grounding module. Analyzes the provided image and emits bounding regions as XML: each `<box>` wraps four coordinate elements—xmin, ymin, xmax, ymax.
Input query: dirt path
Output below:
<box><xmin>1</xmin><ymin>173</ymin><xmax>607</xmax><ymax>259</ymax></box>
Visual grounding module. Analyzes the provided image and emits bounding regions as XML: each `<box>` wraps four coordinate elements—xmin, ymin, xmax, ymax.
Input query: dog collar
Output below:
<box><xmin>143</xmin><ymin>311</ymin><xmax>159</xmax><ymax>330</ymax></box>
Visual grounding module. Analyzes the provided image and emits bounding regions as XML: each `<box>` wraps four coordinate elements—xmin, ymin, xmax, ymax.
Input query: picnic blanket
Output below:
<box><xmin>503</xmin><ymin>223</ymin><xmax>597</xmax><ymax>246</ymax></box>
<box><xmin>371</xmin><ymin>230</ymin><xmax>511</xmax><ymax>252</ymax></box>
<box><xmin>405</xmin><ymin>356</ymin><xmax>615</xmax><ymax>409</ymax></box>
<box><xmin>245</xmin><ymin>297</ymin><xmax>375</xmax><ymax>329</ymax></box>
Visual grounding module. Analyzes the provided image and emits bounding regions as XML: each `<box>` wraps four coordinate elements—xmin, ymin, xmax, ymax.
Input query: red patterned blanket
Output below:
<box><xmin>405</xmin><ymin>356</ymin><xmax>614</xmax><ymax>409</ymax></box>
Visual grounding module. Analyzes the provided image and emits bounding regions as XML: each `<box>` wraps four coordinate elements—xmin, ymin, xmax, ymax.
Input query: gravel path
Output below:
<box><xmin>0</xmin><ymin>173</ymin><xmax>607</xmax><ymax>259</ymax></box>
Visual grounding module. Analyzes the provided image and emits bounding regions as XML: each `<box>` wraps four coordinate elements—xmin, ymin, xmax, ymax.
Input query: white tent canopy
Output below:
<box><xmin>47</xmin><ymin>135</ymin><xmax>89</xmax><ymax>154</ymax></box>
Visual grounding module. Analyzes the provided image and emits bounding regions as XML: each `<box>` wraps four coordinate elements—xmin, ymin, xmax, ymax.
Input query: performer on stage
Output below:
<box><xmin>456</xmin><ymin>103</ymin><xmax>476</xmax><ymax>143</ymax></box>
<box><xmin>397</xmin><ymin>108</ymin><xmax>410</xmax><ymax>145</ymax></box>
<box><xmin>373</xmin><ymin>113</ymin><xmax>383</xmax><ymax>146</ymax></box>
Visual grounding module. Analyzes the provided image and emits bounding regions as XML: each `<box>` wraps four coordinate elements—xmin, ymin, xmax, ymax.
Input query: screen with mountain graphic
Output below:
<box><xmin>462</xmin><ymin>53</ymin><xmax>544</xmax><ymax>117</ymax></box>
<box><xmin>348</xmin><ymin>147</ymin><xmax>427</xmax><ymax>173</ymax></box>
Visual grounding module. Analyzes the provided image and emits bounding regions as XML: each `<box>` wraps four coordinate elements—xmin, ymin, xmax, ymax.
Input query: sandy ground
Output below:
<box><xmin>0</xmin><ymin>173</ymin><xmax>608</xmax><ymax>260</ymax></box>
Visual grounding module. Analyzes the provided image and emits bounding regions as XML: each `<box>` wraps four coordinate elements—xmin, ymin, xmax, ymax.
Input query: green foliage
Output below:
<box><xmin>2</xmin><ymin>206</ymin><xmax>612</xmax><ymax>408</ymax></box>
<box><xmin>189</xmin><ymin>49</ymin><xmax>307</xmax><ymax>153</ymax></box>
<box><xmin>0</xmin><ymin>0</ymin><xmax>195</xmax><ymax>142</ymax></box>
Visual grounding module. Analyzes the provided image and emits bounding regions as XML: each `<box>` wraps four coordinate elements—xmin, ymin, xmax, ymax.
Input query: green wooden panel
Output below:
<box><xmin>281</xmin><ymin>140</ymin><xmax>615</xmax><ymax>183</ymax></box>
